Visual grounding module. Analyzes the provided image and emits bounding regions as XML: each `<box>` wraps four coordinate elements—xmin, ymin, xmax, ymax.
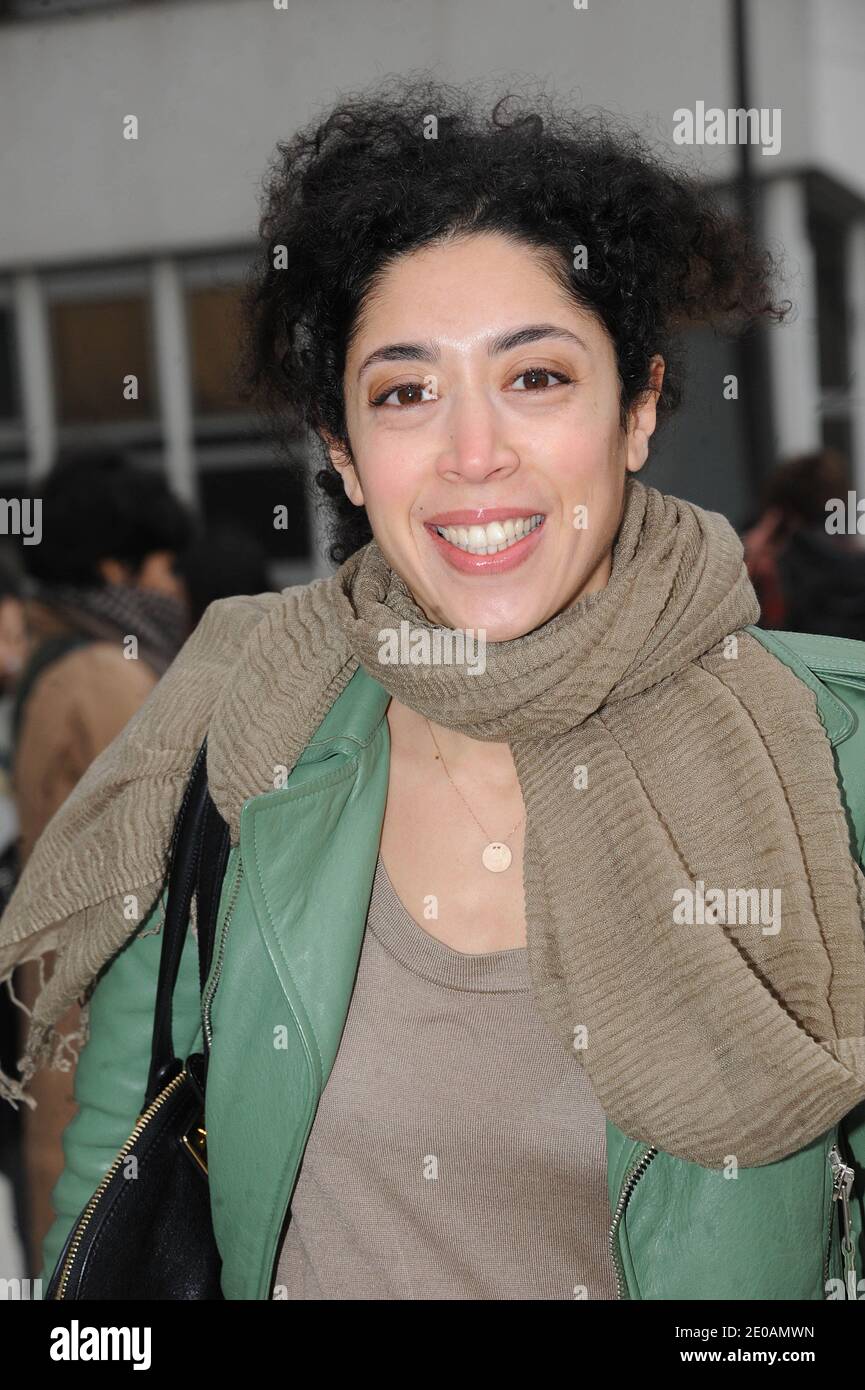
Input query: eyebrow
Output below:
<box><xmin>356</xmin><ymin>323</ymin><xmax>591</xmax><ymax>380</ymax></box>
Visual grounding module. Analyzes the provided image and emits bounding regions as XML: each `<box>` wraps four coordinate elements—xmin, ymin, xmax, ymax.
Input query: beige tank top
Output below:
<box><xmin>272</xmin><ymin>853</ymin><xmax>618</xmax><ymax>1300</ymax></box>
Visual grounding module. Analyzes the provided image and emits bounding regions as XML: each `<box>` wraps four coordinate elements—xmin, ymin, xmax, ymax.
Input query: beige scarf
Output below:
<box><xmin>2</xmin><ymin>476</ymin><xmax>864</xmax><ymax>1168</ymax></box>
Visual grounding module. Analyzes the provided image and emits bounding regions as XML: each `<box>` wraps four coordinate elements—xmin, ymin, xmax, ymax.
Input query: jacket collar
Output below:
<box><xmin>744</xmin><ymin>625</ymin><xmax>855</xmax><ymax>745</ymax></box>
<box><xmin>295</xmin><ymin>664</ymin><xmax>392</xmax><ymax>766</ymax></box>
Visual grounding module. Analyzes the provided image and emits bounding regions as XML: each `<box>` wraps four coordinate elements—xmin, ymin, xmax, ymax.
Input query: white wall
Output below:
<box><xmin>3</xmin><ymin>0</ymin><xmax>863</xmax><ymax>510</ymax></box>
<box><xmin>0</xmin><ymin>0</ymin><xmax>825</xmax><ymax>269</ymax></box>
<box><xmin>811</xmin><ymin>0</ymin><xmax>865</xmax><ymax>192</ymax></box>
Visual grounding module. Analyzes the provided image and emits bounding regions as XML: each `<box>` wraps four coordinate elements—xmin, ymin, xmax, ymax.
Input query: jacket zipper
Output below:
<box><xmin>611</xmin><ymin>1139</ymin><xmax>861</xmax><ymax>1300</ymax></box>
<box><xmin>203</xmin><ymin>859</ymin><xmax>245</xmax><ymax>1053</ymax></box>
<box><xmin>53</xmin><ymin>1069</ymin><xmax>187</xmax><ymax>1298</ymax></box>
<box><xmin>825</xmin><ymin>1141</ymin><xmax>857</xmax><ymax>1298</ymax></box>
<box><xmin>609</xmin><ymin>1143</ymin><xmax>657</xmax><ymax>1298</ymax></box>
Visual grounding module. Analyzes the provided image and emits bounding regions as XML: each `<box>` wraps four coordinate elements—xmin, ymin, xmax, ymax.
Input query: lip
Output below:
<box><xmin>424</xmin><ymin>513</ymin><xmax>546</xmax><ymax>575</ymax></box>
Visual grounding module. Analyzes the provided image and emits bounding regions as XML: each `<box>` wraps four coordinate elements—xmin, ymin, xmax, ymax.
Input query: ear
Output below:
<box><xmin>626</xmin><ymin>355</ymin><xmax>665</xmax><ymax>474</ymax></box>
<box><xmin>98</xmin><ymin>557</ymin><xmax>134</xmax><ymax>586</ymax></box>
<box><xmin>321</xmin><ymin>430</ymin><xmax>364</xmax><ymax>507</ymax></box>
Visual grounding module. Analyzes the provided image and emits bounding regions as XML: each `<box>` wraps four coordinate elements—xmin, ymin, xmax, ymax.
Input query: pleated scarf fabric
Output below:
<box><xmin>1</xmin><ymin>475</ymin><xmax>864</xmax><ymax>1169</ymax></box>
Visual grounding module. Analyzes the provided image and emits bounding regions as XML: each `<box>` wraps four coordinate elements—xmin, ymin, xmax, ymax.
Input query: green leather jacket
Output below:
<box><xmin>39</xmin><ymin>625</ymin><xmax>865</xmax><ymax>1300</ymax></box>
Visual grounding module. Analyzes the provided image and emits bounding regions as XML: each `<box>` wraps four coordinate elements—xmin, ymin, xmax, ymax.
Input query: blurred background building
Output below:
<box><xmin>0</xmin><ymin>0</ymin><xmax>863</xmax><ymax>579</ymax></box>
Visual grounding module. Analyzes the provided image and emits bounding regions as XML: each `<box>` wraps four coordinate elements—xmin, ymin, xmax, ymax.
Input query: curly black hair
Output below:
<box><xmin>241</xmin><ymin>73</ymin><xmax>791</xmax><ymax>566</ymax></box>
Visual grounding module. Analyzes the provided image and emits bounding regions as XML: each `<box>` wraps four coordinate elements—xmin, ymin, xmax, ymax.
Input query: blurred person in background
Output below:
<box><xmin>0</xmin><ymin>557</ymin><xmax>27</xmax><ymax>1282</ymax></box>
<box><xmin>13</xmin><ymin>451</ymin><xmax>193</xmax><ymax>860</ymax></box>
<box><xmin>742</xmin><ymin>447</ymin><xmax>865</xmax><ymax>638</ymax></box>
<box><xmin>11</xmin><ymin>450</ymin><xmax>193</xmax><ymax>1272</ymax></box>
<box><xmin>0</xmin><ymin>557</ymin><xmax>27</xmax><ymax>894</ymax></box>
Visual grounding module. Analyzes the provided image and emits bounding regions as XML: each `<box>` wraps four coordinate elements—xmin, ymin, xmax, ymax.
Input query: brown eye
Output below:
<box><xmin>370</xmin><ymin>380</ymin><xmax>435</xmax><ymax>408</ymax></box>
<box><xmin>395</xmin><ymin>383</ymin><xmax>425</xmax><ymax>405</ymax></box>
<box><xmin>511</xmin><ymin>367</ymin><xmax>571</xmax><ymax>392</ymax></box>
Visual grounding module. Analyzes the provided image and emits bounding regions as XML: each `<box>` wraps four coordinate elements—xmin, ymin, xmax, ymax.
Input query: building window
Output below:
<box><xmin>0</xmin><ymin>251</ymin><xmax>318</xmax><ymax>578</ymax></box>
<box><xmin>198</xmin><ymin>454</ymin><xmax>311</xmax><ymax>580</ymax></box>
<box><xmin>0</xmin><ymin>307</ymin><xmax>20</xmax><ymax>422</ymax></box>
<box><xmin>810</xmin><ymin>201</ymin><xmax>856</xmax><ymax>464</ymax></box>
<box><xmin>186</xmin><ymin>284</ymin><xmax>250</xmax><ymax>416</ymax></box>
<box><xmin>0</xmin><ymin>298</ymin><xmax>25</xmax><ymax>465</ymax></box>
<box><xmin>812</xmin><ymin>208</ymin><xmax>850</xmax><ymax>396</ymax></box>
<box><xmin>50</xmin><ymin>293</ymin><xmax>156</xmax><ymax>425</ymax></box>
<box><xmin>182</xmin><ymin>253</ymin><xmax>314</xmax><ymax>577</ymax></box>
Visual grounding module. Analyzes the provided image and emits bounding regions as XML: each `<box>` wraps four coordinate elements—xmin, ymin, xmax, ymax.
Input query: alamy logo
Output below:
<box><xmin>672</xmin><ymin>102</ymin><xmax>781</xmax><ymax>156</ymax></box>
<box><xmin>0</xmin><ymin>1277</ymin><xmax>42</xmax><ymax>1299</ymax></box>
<box><xmin>378</xmin><ymin>621</ymin><xmax>486</xmax><ymax>675</ymax></box>
<box><xmin>50</xmin><ymin>1319</ymin><xmax>151</xmax><ymax>1369</ymax></box>
<box><xmin>0</xmin><ymin>497</ymin><xmax>41</xmax><ymax>544</ymax></box>
<box><xmin>673</xmin><ymin>879</ymin><xmax>781</xmax><ymax>935</ymax></box>
<box><xmin>826</xmin><ymin>493</ymin><xmax>865</xmax><ymax>534</ymax></box>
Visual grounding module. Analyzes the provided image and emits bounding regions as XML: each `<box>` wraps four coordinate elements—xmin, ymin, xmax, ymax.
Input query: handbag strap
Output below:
<box><xmin>145</xmin><ymin>736</ymin><xmax>230</xmax><ymax>1104</ymax></box>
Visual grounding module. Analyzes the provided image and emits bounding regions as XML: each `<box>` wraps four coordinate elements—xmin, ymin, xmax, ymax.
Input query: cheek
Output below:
<box><xmin>545</xmin><ymin>411</ymin><xmax>620</xmax><ymax>487</ymax></box>
<box><xmin>549</xmin><ymin>375</ymin><xmax>620</xmax><ymax>446</ymax></box>
<box><xmin>548</xmin><ymin>426</ymin><xmax>625</xmax><ymax>541</ymax></box>
<box><xmin>355</xmin><ymin>445</ymin><xmax>417</xmax><ymax>518</ymax></box>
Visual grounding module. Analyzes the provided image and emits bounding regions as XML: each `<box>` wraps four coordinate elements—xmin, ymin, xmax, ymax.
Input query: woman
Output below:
<box><xmin>1</xmin><ymin>77</ymin><xmax>865</xmax><ymax>1301</ymax></box>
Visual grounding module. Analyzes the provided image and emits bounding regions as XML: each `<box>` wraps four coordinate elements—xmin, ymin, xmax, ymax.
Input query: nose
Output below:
<box><xmin>435</xmin><ymin>386</ymin><xmax>520</xmax><ymax>484</ymax></box>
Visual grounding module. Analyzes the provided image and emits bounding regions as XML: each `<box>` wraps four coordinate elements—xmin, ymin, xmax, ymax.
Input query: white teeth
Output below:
<box><xmin>435</xmin><ymin>514</ymin><xmax>544</xmax><ymax>555</ymax></box>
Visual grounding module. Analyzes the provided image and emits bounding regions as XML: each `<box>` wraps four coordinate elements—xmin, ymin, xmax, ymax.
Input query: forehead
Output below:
<box><xmin>346</xmin><ymin>231</ymin><xmax>607</xmax><ymax>360</ymax></box>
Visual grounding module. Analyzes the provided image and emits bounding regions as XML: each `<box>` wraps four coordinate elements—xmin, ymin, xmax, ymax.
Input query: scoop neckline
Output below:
<box><xmin>367</xmin><ymin>853</ymin><xmax>530</xmax><ymax>994</ymax></box>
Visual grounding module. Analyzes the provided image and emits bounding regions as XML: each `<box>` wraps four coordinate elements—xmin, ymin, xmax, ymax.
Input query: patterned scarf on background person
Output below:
<box><xmin>26</xmin><ymin>581</ymin><xmax>190</xmax><ymax>676</ymax></box>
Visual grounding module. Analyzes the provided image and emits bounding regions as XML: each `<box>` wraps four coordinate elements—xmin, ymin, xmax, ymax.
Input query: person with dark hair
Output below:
<box><xmin>14</xmin><ymin>450</ymin><xmax>193</xmax><ymax>861</ymax></box>
<box><xmin>0</xmin><ymin>556</ymin><xmax>26</xmax><ymax>1285</ymax></box>
<box><xmin>0</xmin><ymin>554</ymin><xmax>26</xmax><ymax>913</ymax></box>
<box><xmin>22</xmin><ymin>449</ymin><xmax>193</xmax><ymax>592</ymax></box>
<box><xmin>2</xmin><ymin>77</ymin><xmax>865</xmax><ymax>1303</ymax></box>
<box><xmin>742</xmin><ymin>447</ymin><xmax>865</xmax><ymax>638</ymax></box>
<box><xmin>10</xmin><ymin>450</ymin><xmax>193</xmax><ymax>1269</ymax></box>
<box><xmin>0</xmin><ymin>555</ymin><xmax>26</xmax><ymax>778</ymax></box>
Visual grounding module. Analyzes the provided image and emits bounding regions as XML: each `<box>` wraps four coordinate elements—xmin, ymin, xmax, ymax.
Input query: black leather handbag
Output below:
<box><xmin>46</xmin><ymin>737</ymin><xmax>231</xmax><ymax>1300</ymax></box>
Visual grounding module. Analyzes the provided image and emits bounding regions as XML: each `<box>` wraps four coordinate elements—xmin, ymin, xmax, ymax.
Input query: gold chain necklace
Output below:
<box><xmin>425</xmin><ymin>718</ymin><xmax>524</xmax><ymax>872</ymax></box>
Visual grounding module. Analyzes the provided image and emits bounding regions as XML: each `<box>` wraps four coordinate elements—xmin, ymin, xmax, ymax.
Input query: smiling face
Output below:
<box><xmin>324</xmin><ymin>231</ymin><xmax>664</xmax><ymax>640</ymax></box>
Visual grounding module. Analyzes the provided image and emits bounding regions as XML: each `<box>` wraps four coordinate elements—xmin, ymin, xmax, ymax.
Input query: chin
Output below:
<box><xmin>409</xmin><ymin>569</ymin><xmax>567</xmax><ymax>638</ymax></box>
<box><xmin>437</xmin><ymin>605</ymin><xmax>549</xmax><ymax>642</ymax></box>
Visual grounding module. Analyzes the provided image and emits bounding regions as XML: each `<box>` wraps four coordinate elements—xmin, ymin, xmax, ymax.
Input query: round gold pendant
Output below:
<box><xmin>482</xmin><ymin>842</ymin><xmax>512</xmax><ymax>872</ymax></box>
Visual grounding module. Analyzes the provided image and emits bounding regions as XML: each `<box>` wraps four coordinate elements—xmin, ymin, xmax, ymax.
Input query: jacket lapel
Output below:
<box><xmin>208</xmin><ymin>666</ymin><xmax>391</xmax><ymax>1297</ymax></box>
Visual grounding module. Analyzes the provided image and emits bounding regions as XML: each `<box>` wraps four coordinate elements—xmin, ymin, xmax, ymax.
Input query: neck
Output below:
<box><xmin>385</xmin><ymin>695</ymin><xmax>518</xmax><ymax>782</ymax></box>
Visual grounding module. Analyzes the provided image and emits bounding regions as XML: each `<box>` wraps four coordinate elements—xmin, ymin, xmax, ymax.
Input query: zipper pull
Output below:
<box><xmin>829</xmin><ymin>1145</ymin><xmax>858</xmax><ymax>1299</ymax></box>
